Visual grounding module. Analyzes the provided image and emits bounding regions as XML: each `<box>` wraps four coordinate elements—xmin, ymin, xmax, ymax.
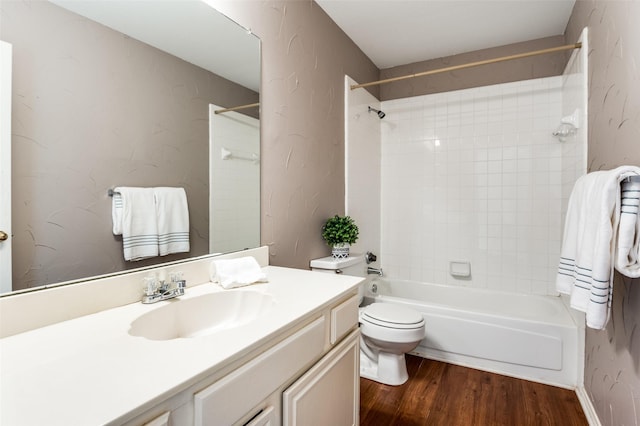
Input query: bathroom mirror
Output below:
<box><xmin>0</xmin><ymin>0</ymin><xmax>260</xmax><ymax>293</ymax></box>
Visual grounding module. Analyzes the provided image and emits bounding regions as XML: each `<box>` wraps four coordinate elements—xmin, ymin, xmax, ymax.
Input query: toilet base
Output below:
<box><xmin>360</xmin><ymin>348</ymin><xmax>409</xmax><ymax>386</ymax></box>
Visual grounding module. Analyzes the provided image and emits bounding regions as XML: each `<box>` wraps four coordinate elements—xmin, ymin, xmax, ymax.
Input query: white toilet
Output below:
<box><xmin>310</xmin><ymin>254</ymin><xmax>425</xmax><ymax>386</ymax></box>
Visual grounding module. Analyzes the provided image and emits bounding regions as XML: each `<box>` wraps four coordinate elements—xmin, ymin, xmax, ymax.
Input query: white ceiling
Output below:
<box><xmin>315</xmin><ymin>0</ymin><xmax>576</xmax><ymax>69</ymax></box>
<box><xmin>49</xmin><ymin>0</ymin><xmax>260</xmax><ymax>92</ymax></box>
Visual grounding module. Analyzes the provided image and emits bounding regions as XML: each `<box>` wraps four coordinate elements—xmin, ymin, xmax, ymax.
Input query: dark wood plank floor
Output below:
<box><xmin>360</xmin><ymin>355</ymin><xmax>588</xmax><ymax>426</ymax></box>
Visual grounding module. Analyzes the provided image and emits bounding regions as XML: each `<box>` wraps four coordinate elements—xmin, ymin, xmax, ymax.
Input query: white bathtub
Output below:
<box><xmin>364</xmin><ymin>279</ymin><xmax>579</xmax><ymax>388</ymax></box>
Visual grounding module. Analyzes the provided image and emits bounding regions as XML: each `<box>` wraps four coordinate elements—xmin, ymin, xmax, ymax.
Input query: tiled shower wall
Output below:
<box><xmin>380</xmin><ymin>77</ymin><xmax>567</xmax><ymax>295</ymax></box>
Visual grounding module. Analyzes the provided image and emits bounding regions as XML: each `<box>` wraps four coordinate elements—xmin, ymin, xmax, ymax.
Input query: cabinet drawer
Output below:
<box><xmin>330</xmin><ymin>295</ymin><xmax>359</xmax><ymax>344</ymax></box>
<box><xmin>194</xmin><ymin>316</ymin><xmax>326</xmax><ymax>426</ymax></box>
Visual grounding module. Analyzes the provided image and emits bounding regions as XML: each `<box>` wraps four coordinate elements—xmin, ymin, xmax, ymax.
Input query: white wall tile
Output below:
<box><xmin>379</xmin><ymin>76</ymin><xmax>579</xmax><ymax>296</ymax></box>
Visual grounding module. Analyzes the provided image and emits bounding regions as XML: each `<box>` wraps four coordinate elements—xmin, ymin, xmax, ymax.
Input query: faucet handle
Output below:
<box><xmin>365</xmin><ymin>251</ymin><xmax>377</xmax><ymax>264</ymax></box>
<box><xmin>143</xmin><ymin>277</ymin><xmax>157</xmax><ymax>296</ymax></box>
<box><xmin>171</xmin><ymin>272</ymin><xmax>186</xmax><ymax>289</ymax></box>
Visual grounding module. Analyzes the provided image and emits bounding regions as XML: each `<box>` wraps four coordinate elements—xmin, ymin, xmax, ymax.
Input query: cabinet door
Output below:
<box><xmin>283</xmin><ymin>330</ymin><xmax>359</xmax><ymax>426</ymax></box>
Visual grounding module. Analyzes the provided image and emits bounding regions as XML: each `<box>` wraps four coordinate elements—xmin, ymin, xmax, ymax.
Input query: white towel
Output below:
<box><xmin>615</xmin><ymin>177</ymin><xmax>640</xmax><ymax>277</ymax></box>
<box><xmin>210</xmin><ymin>256</ymin><xmax>268</xmax><ymax>289</ymax></box>
<box><xmin>154</xmin><ymin>187</ymin><xmax>190</xmax><ymax>256</ymax></box>
<box><xmin>111</xmin><ymin>191</ymin><xmax>124</xmax><ymax>235</ymax></box>
<box><xmin>556</xmin><ymin>165</ymin><xmax>640</xmax><ymax>329</ymax></box>
<box><xmin>113</xmin><ymin>187</ymin><xmax>159</xmax><ymax>261</ymax></box>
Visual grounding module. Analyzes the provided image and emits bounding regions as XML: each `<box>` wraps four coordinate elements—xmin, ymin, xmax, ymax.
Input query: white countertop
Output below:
<box><xmin>0</xmin><ymin>266</ymin><xmax>361</xmax><ymax>426</ymax></box>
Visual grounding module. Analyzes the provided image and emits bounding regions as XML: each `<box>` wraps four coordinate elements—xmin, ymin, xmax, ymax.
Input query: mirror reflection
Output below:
<box><xmin>0</xmin><ymin>0</ymin><xmax>260</xmax><ymax>293</ymax></box>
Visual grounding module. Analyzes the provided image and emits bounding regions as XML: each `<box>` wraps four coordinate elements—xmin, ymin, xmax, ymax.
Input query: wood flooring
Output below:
<box><xmin>360</xmin><ymin>355</ymin><xmax>588</xmax><ymax>426</ymax></box>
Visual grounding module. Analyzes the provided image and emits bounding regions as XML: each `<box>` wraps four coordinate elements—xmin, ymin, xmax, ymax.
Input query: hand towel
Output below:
<box><xmin>112</xmin><ymin>191</ymin><xmax>124</xmax><ymax>235</ymax></box>
<box><xmin>556</xmin><ymin>165</ymin><xmax>640</xmax><ymax>329</ymax></box>
<box><xmin>615</xmin><ymin>176</ymin><xmax>640</xmax><ymax>277</ymax></box>
<box><xmin>154</xmin><ymin>187</ymin><xmax>190</xmax><ymax>256</ymax></box>
<box><xmin>210</xmin><ymin>256</ymin><xmax>268</xmax><ymax>289</ymax></box>
<box><xmin>113</xmin><ymin>187</ymin><xmax>159</xmax><ymax>261</ymax></box>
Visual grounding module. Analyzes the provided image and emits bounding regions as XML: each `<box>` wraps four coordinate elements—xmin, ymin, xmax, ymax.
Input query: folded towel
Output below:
<box><xmin>615</xmin><ymin>176</ymin><xmax>640</xmax><ymax>277</ymax></box>
<box><xmin>113</xmin><ymin>187</ymin><xmax>159</xmax><ymax>261</ymax></box>
<box><xmin>556</xmin><ymin>165</ymin><xmax>640</xmax><ymax>329</ymax></box>
<box><xmin>210</xmin><ymin>256</ymin><xmax>268</xmax><ymax>289</ymax></box>
<box><xmin>154</xmin><ymin>187</ymin><xmax>190</xmax><ymax>256</ymax></box>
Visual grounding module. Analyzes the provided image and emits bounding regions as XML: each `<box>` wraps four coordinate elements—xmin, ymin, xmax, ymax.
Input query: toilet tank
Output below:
<box><xmin>310</xmin><ymin>254</ymin><xmax>367</xmax><ymax>303</ymax></box>
<box><xmin>310</xmin><ymin>254</ymin><xmax>366</xmax><ymax>277</ymax></box>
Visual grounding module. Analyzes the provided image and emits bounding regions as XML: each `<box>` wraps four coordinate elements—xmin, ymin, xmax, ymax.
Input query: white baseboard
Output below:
<box><xmin>575</xmin><ymin>386</ymin><xmax>601</xmax><ymax>426</ymax></box>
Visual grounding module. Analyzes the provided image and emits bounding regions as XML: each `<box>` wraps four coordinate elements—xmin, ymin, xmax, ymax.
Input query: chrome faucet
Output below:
<box><xmin>142</xmin><ymin>272</ymin><xmax>186</xmax><ymax>304</ymax></box>
<box><xmin>367</xmin><ymin>267</ymin><xmax>383</xmax><ymax>277</ymax></box>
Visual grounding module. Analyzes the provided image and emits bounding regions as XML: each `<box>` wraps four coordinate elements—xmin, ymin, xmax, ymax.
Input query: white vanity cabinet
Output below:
<box><xmin>128</xmin><ymin>294</ymin><xmax>360</xmax><ymax>426</ymax></box>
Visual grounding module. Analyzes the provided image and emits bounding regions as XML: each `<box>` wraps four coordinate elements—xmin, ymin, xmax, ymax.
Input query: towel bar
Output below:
<box><xmin>624</xmin><ymin>175</ymin><xmax>640</xmax><ymax>183</ymax></box>
<box><xmin>108</xmin><ymin>189</ymin><xmax>121</xmax><ymax>197</ymax></box>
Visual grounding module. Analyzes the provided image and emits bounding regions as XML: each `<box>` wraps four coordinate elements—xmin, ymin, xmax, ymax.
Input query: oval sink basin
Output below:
<box><xmin>129</xmin><ymin>290</ymin><xmax>274</xmax><ymax>340</ymax></box>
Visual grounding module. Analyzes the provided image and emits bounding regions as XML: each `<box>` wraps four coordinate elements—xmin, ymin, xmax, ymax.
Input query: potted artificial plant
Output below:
<box><xmin>322</xmin><ymin>215</ymin><xmax>359</xmax><ymax>259</ymax></box>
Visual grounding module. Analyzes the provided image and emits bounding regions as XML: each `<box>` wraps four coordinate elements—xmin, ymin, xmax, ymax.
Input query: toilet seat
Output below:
<box><xmin>361</xmin><ymin>303</ymin><xmax>424</xmax><ymax>329</ymax></box>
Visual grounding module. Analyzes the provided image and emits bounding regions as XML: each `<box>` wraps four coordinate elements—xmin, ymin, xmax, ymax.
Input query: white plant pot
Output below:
<box><xmin>332</xmin><ymin>244</ymin><xmax>350</xmax><ymax>259</ymax></box>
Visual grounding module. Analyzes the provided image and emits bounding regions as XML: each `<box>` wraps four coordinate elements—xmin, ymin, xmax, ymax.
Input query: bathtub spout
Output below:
<box><xmin>367</xmin><ymin>267</ymin><xmax>383</xmax><ymax>277</ymax></box>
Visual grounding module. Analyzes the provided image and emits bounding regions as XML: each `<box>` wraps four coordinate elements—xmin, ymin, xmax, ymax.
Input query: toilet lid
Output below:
<box><xmin>361</xmin><ymin>303</ymin><xmax>424</xmax><ymax>329</ymax></box>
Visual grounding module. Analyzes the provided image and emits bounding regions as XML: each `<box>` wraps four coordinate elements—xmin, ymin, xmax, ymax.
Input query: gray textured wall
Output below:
<box><xmin>2</xmin><ymin>0</ymin><xmax>258</xmax><ymax>290</ymax></box>
<box><xmin>565</xmin><ymin>1</ymin><xmax>640</xmax><ymax>424</ymax></box>
<box><xmin>212</xmin><ymin>0</ymin><xmax>379</xmax><ymax>269</ymax></box>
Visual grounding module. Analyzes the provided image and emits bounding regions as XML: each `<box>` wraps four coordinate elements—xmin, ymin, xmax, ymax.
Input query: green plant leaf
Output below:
<box><xmin>321</xmin><ymin>215</ymin><xmax>359</xmax><ymax>246</ymax></box>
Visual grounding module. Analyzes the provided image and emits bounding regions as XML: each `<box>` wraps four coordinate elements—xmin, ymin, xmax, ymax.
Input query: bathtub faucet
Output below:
<box><xmin>367</xmin><ymin>267</ymin><xmax>383</xmax><ymax>277</ymax></box>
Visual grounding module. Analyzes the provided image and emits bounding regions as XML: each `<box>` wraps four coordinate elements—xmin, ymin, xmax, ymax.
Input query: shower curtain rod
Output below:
<box><xmin>350</xmin><ymin>43</ymin><xmax>582</xmax><ymax>90</ymax></box>
<box><xmin>214</xmin><ymin>102</ymin><xmax>260</xmax><ymax>114</ymax></box>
